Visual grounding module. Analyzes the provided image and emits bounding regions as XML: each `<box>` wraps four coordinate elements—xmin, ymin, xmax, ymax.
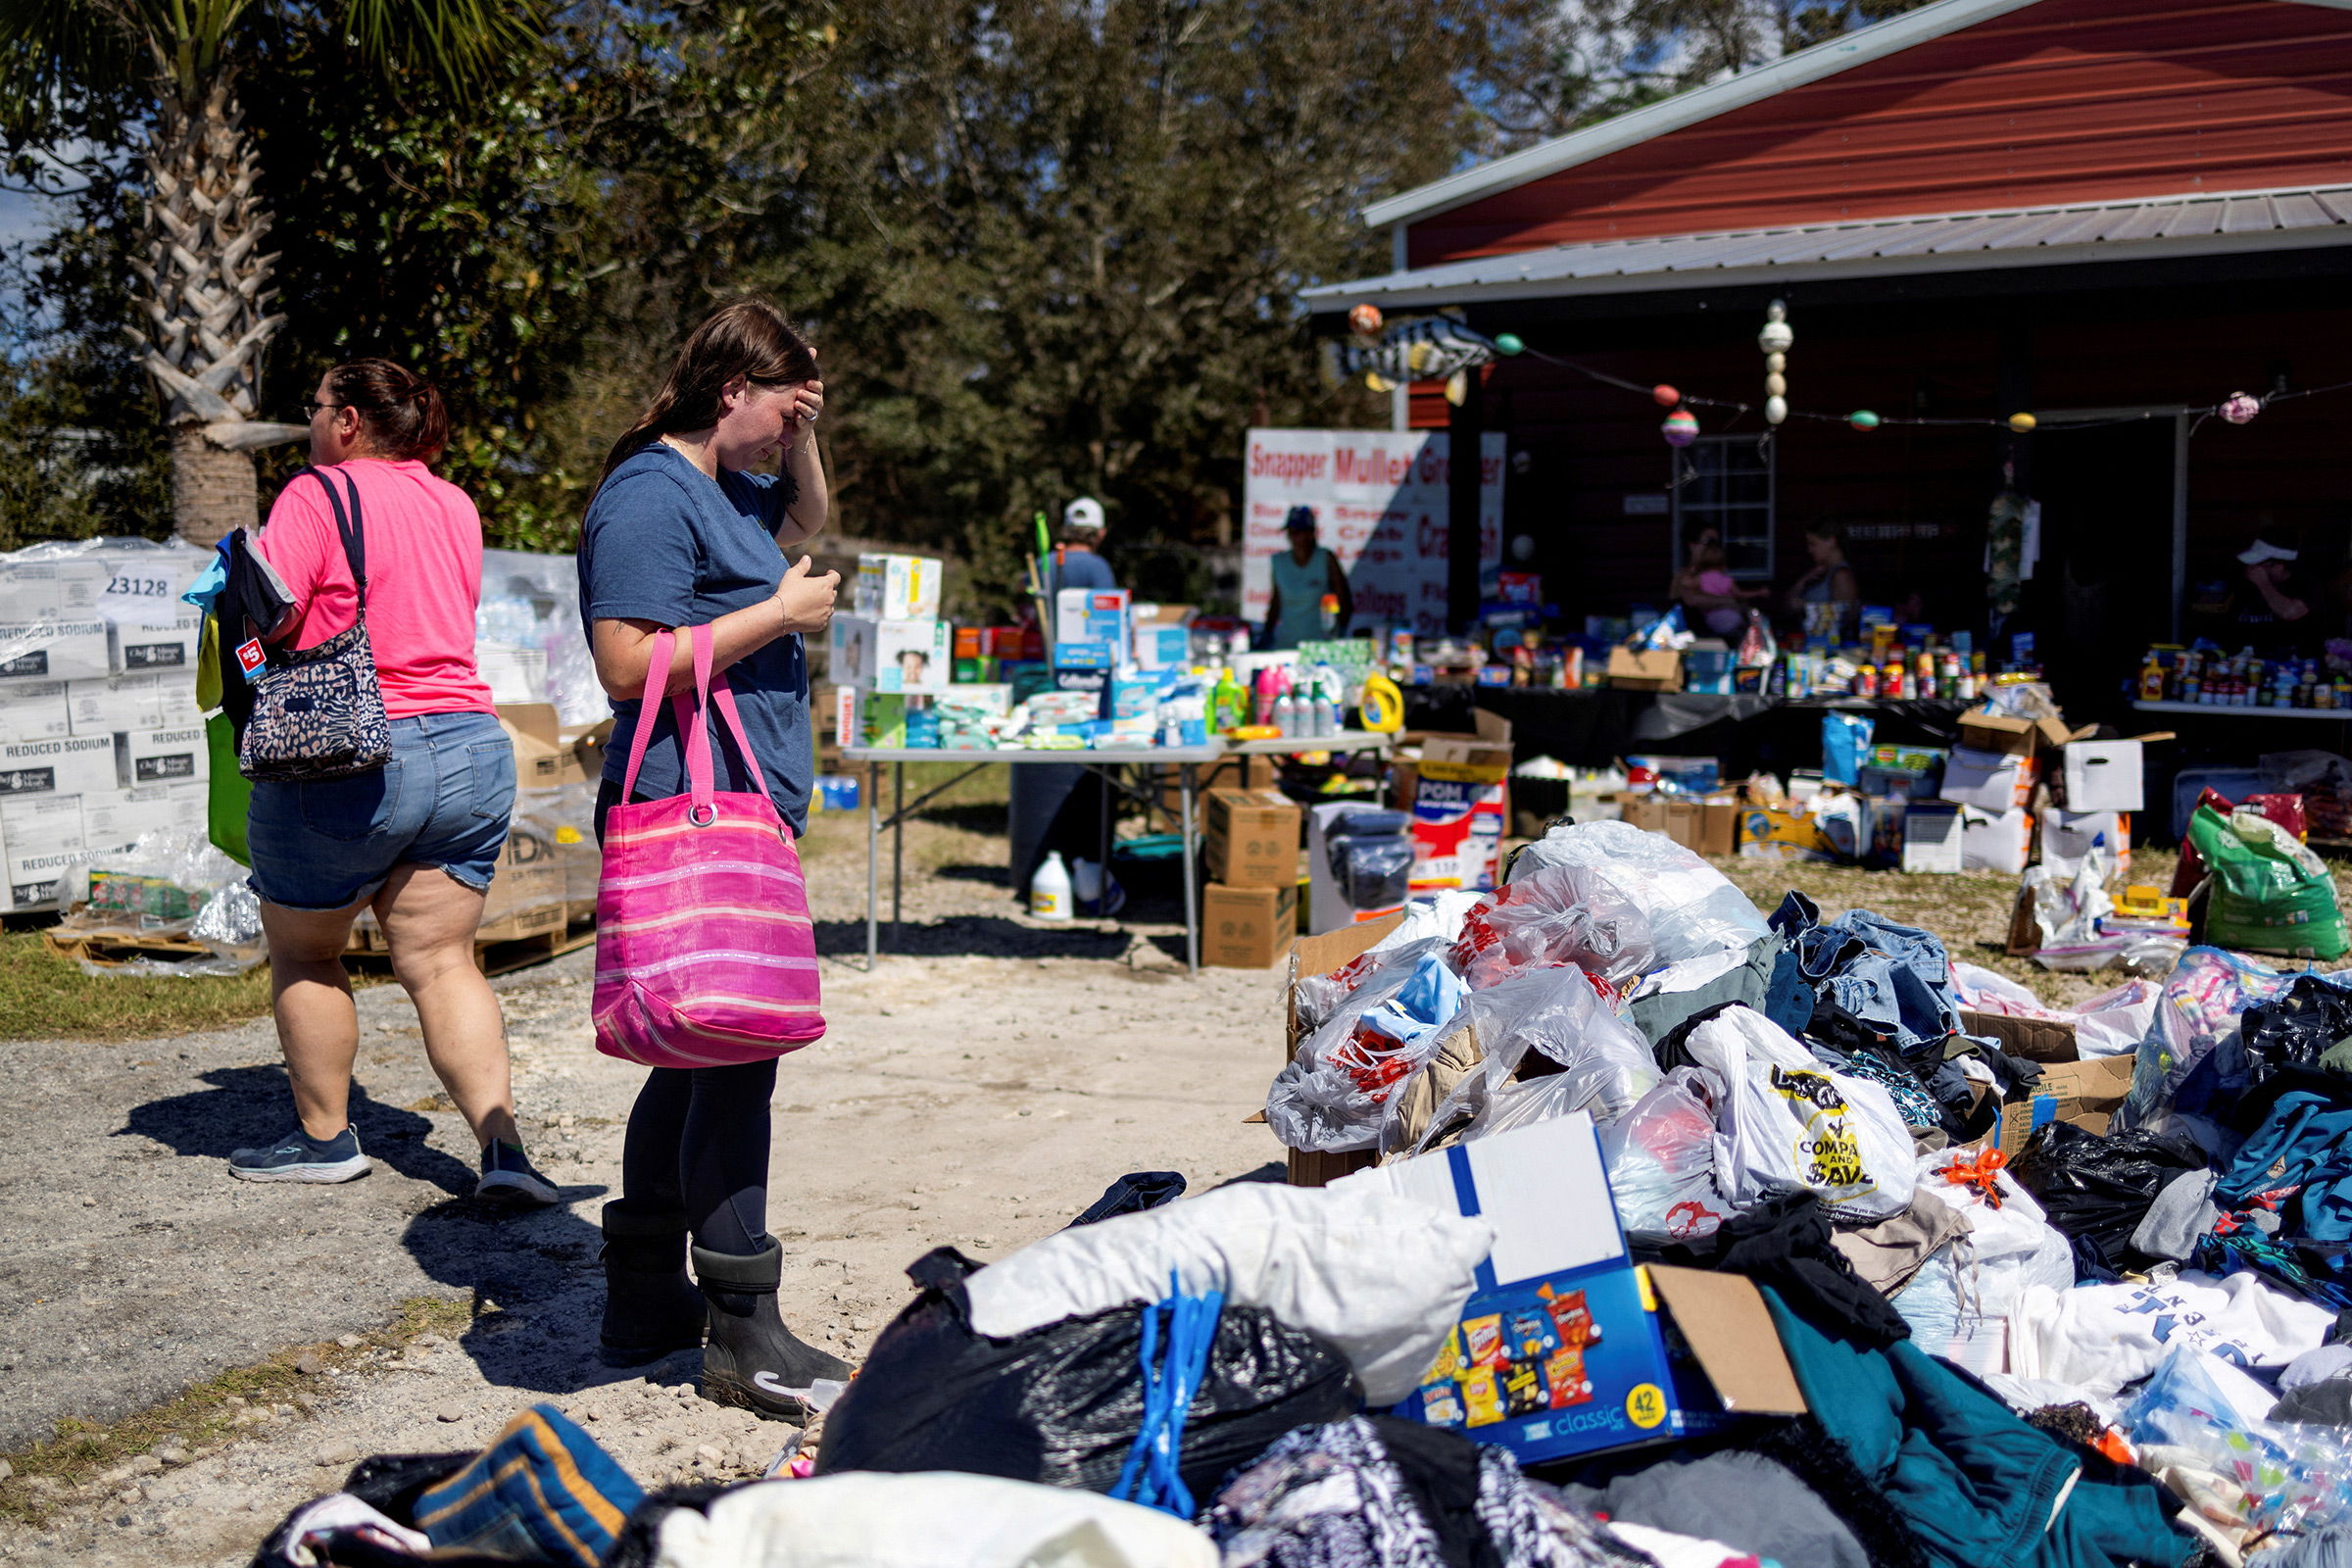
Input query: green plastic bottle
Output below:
<box><xmin>1211</xmin><ymin>667</ymin><xmax>1247</xmax><ymax>735</ymax></box>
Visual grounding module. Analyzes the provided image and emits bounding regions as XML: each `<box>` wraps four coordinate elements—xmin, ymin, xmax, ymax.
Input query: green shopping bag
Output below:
<box><xmin>2186</xmin><ymin>802</ymin><xmax>2347</xmax><ymax>960</ymax></box>
<box><xmin>207</xmin><ymin>712</ymin><xmax>251</xmax><ymax>867</ymax></box>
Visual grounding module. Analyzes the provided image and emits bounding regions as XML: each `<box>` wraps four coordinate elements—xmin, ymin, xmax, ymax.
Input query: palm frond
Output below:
<box><xmin>340</xmin><ymin>0</ymin><xmax>543</xmax><ymax>89</ymax></box>
<box><xmin>0</xmin><ymin>0</ymin><xmax>154</xmax><ymax>106</ymax></box>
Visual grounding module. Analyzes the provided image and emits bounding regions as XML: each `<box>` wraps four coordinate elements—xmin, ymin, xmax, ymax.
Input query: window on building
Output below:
<box><xmin>1670</xmin><ymin>434</ymin><xmax>1775</xmax><ymax>581</ymax></box>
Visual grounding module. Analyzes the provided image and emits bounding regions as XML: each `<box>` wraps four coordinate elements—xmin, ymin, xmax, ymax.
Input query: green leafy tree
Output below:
<box><xmin>0</xmin><ymin>0</ymin><xmax>540</xmax><ymax>544</ymax></box>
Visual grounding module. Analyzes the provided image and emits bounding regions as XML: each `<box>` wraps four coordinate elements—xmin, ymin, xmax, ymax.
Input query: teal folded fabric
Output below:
<box><xmin>1762</xmin><ymin>1286</ymin><xmax>2192</xmax><ymax>1568</ymax></box>
<box><xmin>415</xmin><ymin>1403</ymin><xmax>643</xmax><ymax>1567</ymax></box>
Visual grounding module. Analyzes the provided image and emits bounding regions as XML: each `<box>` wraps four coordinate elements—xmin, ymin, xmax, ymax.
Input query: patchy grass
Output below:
<box><xmin>0</xmin><ymin>1296</ymin><xmax>471</xmax><ymax>1528</ymax></box>
<box><xmin>0</xmin><ymin>925</ymin><xmax>280</xmax><ymax>1042</ymax></box>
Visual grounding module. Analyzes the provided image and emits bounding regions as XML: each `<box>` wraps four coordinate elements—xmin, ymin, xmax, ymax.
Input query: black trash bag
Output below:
<box><xmin>2231</xmin><ymin>975</ymin><xmax>2352</xmax><ymax>1127</ymax></box>
<box><xmin>817</xmin><ymin>1246</ymin><xmax>1360</xmax><ymax>1501</ymax></box>
<box><xmin>2008</xmin><ymin>1120</ymin><xmax>2210</xmax><ymax>1274</ymax></box>
<box><xmin>1067</xmin><ymin>1170</ymin><xmax>1187</xmax><ymax>1228</ymax></box>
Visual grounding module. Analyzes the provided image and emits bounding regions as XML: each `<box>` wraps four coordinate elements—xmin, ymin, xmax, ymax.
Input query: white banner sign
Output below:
<box><xmin>1242</xmin><ymin>428</ymin><xmax>1502</xmax><ymax>638</ymax></box>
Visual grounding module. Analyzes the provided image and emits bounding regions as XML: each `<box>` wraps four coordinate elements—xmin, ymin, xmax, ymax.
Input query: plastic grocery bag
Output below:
<box><xmin>1679</xmin><ymin>1004</ymin><xmax>1915</xmax><ymax>1222</ymax></box>
<box><xmin>1507</xmin><ymin>819</ymin><xmax>1768</xmax><ymax>965</ymax></box>
<box><xmin>1447</xmin><ymin>862</ymin><xmax>1656</xmax><ymax>989</ymax></box>
<box><xmin>2124</xmin><ymin>1343</ymin><xmax>2352</xmax><ymax>1542</ymax></box>
<box><xmin>1598</xmin><ymin>1068</ymin><xmax>1731</xmax><ymax>1243</ymax></box>
<box><xmin>2120</xmin><ymin>946</ymin><xmax>2297</xmax><ymax>1129</ymax></box>
<box><xmin>1290</xmin><ymin>935</ymin><xmax>1449</xmax><ymax>1039</ymax></box>
<box><xmin>1901</xmin><ymin>1147</ymin><xmax>2074</xmax><ymax>1361</ymax></box>
<box><xmin>1270</xmin><ymin>952</ymin><xmax>1467</xmax><ymax>1152</ymax></box>
<box><xmin>1395</xmin><ymin>965</ymin><xmax>1662</xmax><ymax>1155</ymax></box>
<box><xmin>2188</xmin><ymin>803</ymin><xmax>2349</xmax><ymax>960</ymax></box>
<box><xmin>818</xmin><ymin>1249</ymin><xmax>1358</xmax><ymax>1503</ymax></box>
<box><xmin>1823</xmin><ymin>711</ymin><xmax>1874</xmax><ymax>786</ymax></box>
<box><xmin>959</xmin><ymin>1178</ymin><xmax>1493</xmax><ymax>1406</ymax></box>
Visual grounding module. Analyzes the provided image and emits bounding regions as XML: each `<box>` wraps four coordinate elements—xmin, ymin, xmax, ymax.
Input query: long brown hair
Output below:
<box><xmin>324</xmin><ymin>358</ymin><xmax>449</xmax><ymax>464</ymax></box>
<box><xmin>597</xmin><ymin>298</ymin><xmax>818</xmax><ymax>494</ymax></box>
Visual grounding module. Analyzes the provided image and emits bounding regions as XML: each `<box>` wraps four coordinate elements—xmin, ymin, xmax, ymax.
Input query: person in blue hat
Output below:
<box><xmin>1263</xmin><ymin>506</ymin><xmax>1351</xmax><ymax>650</ymax></box>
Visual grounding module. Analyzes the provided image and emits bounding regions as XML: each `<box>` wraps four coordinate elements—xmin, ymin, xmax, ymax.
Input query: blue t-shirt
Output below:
<box><xmin>578</xmin><ymin>442</ymin><xmax>812</xmax><ymax>833</ymax></box>
<box><xmin>1049</xmin><ymin>548</ymin><xmax>1116</xmax><ymax>600</ymax></box>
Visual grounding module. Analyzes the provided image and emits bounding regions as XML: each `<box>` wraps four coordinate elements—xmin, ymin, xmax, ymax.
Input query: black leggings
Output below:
<box><xmin>598</xmin><ymin>779</ymin><xmax>775</xmax><ymax>1258</ymax></box>
<box><xmin>621</xmin><ymin>1061</ymin><xmax>775</xmax><ymax>1255</ymax></box>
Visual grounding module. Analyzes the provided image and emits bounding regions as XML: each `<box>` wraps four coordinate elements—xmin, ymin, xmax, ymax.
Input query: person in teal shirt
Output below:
<box><xmin>1264</xmin><ymin>506</ymin><xmax>1351</xmax><ymax>650</ymax></box>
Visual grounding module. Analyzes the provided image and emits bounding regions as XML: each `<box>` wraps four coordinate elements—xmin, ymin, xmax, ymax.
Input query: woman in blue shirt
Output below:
<box><xmin>576</xmin><ymin>297</ymin><xmax>849</xmax><ymax>1420</ymax></box>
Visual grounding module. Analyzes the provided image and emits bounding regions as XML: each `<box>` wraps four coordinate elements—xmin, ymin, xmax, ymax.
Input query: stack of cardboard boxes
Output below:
<box><xmin>1202</xmin><ymin>787</ymin><xmax>1302</xmax><ymax>968</ymax></box>
<box><xmin>0</xmin><ymin>555</ymin><xmax>210</xmax><ymax>911</ymax></box>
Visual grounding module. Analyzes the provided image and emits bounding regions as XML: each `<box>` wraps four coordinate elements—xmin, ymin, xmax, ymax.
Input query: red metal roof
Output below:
<box><xmin>1410</xmin><ymin>0</ymin><xmax>2352</xmax><ymax>268</ymax></box>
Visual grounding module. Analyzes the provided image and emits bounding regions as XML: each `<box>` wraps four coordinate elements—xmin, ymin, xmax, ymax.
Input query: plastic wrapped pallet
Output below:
<box><xmin>478</xmin><ymin>550</ymin><xmax>603</xmax><ymax>726</ymax></box>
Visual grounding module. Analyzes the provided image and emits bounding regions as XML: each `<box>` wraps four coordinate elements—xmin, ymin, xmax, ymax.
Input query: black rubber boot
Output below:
<box><xmin>693</xmin><ymin>1236</ymin><xmax>854</xmax><ymax>1422</ymax></box>
<box><xmin>599</xmin><ymin>1200</ymin><xmax>707</xmax><ymax>1367</ymax></box>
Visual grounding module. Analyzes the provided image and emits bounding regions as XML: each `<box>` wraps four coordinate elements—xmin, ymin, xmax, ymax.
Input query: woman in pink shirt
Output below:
<box><xmin>230</xmin><ymin>359</ymin><xmax>555</xmax><ymax>1206</ymax></box>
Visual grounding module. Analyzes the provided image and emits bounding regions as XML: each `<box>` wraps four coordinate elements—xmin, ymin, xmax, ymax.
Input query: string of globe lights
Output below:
<box><xmin>1333</xmin><ymin>301</ymin><xmax>2347</xmax><ymax>448</ymax></box>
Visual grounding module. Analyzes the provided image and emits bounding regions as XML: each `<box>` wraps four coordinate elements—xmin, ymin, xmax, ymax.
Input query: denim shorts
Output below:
<box><xmin>247</xmin><ymin>710</ymin><xmax>516</xmax><ymax>911</ymax></box>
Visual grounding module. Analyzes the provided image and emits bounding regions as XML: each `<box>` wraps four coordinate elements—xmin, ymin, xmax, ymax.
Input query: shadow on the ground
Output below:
<box><xmin>812</xmin><ymin>915</ymin><xmax>1135</xmax><ymax>961</ymax></box>
<box><xmin>122</xmin><ymin>1063</ymin><xmax>619</xmax><ymax>1394</ymax></box>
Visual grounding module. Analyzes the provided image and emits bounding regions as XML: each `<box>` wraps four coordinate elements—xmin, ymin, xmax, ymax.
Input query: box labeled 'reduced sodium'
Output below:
<box><xmin>0</xmin><ymin>733</ymin><xmax>118</xmax><ymax>797</ymax></box>
<box><xmin>116</xmin><ymin>725</ymin><xmax>209</xmax><ymax>789</ymax></box>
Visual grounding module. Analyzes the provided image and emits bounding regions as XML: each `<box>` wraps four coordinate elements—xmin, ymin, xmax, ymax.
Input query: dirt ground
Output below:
<box><xmin>0</xmin><ymin>790</ymin><xmax>2325</xmax><ymax>1566</ymax></box>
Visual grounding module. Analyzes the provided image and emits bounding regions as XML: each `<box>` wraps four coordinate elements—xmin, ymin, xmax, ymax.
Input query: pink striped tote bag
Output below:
<box><xmin>592</xmin><ymin>623</ymin><xmax>824</xmax><ymax>1067</ymax></box>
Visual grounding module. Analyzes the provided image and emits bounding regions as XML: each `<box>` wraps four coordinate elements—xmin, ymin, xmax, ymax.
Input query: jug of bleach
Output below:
<box><xmin>1030</xmin><ymin>852</ymin><xmax>1074</xmax><ymax>921</ymax></box>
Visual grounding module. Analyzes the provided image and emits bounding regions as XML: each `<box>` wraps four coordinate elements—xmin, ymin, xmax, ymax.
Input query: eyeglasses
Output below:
<box><xmin>301</xmin><ymin>400</ymin><xmax>342</xmax><ymax>418</ymax></box>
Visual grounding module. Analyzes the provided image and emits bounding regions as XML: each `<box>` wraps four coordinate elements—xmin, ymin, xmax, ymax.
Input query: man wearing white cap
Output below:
<box><xmin>2234</xmin><ymin>533</ymin><xmax>2324</xmax><ymax>653</ymax></box>
<box><xmin>1051</xmin><ymin>496</ymin><xmax>1116</xmax><ymax>598</ymax></box>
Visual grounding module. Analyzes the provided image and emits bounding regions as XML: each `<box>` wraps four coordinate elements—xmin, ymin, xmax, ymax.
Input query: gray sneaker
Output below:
<box><xmin>476</xmin><ymin>1141</ymin><xmax>561</xmax><ymax>1207</ymax></box>
<box><xmin>229</xmin><ymin>1127</ymin><xmax>370</xmax><ymax>1184</ymax></box>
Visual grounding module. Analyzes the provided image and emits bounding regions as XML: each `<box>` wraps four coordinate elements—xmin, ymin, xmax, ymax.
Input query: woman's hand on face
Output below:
<box><xmin>789</xmin><ymin>378</ymin><xmax>823</xmax><ymax>430</ymax></box>
<box><xmin>772</xmin><ymin>554</ymin><xmax>840</xmax><ymax>634</ymax></box>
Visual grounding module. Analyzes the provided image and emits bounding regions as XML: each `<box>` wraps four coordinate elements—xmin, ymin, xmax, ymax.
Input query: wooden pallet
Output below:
<box><xmin>345</xmin><ymin>910</ymin><xmax>596</xmax><ymax>976</ymax></box>
<box><xmin>44</xmin><ymin>925</ymin><xmax>216</xmax><ymax>968</ymax></box>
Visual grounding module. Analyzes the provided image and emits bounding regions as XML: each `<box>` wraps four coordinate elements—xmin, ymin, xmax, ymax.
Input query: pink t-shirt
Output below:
<box><xmin>258</xmin><ymin>460</ymin><xmax>494</xmax><ymax>719</ymax></box>
<box><xmin>1696</xmin><ymin>568</ymin><xmax>1738</xmax><ymax>596</ymax></box>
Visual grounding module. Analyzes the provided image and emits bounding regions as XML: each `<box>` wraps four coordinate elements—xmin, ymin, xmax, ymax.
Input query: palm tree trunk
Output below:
<box><xmin>170</xmin><ymin>426</ymin><xmax>261</xmax><ymax>546</ymax></box>
<box><xmin>132</xmin><ymin>70</ymin><xmax>288</xmax><ymax>547</ymax></box>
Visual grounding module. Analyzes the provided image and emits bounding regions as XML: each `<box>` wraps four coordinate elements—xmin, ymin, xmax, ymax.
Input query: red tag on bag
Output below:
<box><xmin>234</xmin><ymin>638</ymin><xmax>266</xmax><ymax>678</ymax></box>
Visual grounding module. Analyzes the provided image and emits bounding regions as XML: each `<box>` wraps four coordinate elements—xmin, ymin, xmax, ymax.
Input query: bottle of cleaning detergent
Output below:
<box><xmin>1030</xmin><ymin>852</ymin><xmax>1073</xmax><ymax>921</ymax></box>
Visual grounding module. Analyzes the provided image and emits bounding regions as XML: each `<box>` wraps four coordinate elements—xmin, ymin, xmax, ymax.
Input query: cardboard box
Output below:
<box><xmin>2063</xmin><ymin>740</ymin><xmax>2144</xmax><ymax>811</ymax></box>
<box><xmin>1055</xmin><ymin>587</ymin><xmax>1130</xmax><ymax>649</ymax></box>
<box><xmin>1366</xmin><ymin>1113</ymin><xmax>1805</xmax><ymax>1463</ymax></box>
<box><xmin>511</xmin><ymin>783</ymin><xmax>600</xmax><ymax>916</ymax></box>
<box><xmin>1606</xmin><ymin>648</ymin><xmax>1683</xmax><ymax>692</ymax></box>
<box><xmin>2043</xmin><ymin>808</ymin><xmax>2129</xmax><ymax>870</ymax></box>
<box><xmin>0</xmin><ymin>791</ymin><xmax>85</xmax><ymax>910</ymax></box>
<box><xmin>1959</xmin><ymin>1007</ymin><xmax>2079</xmax><ymax>1064</ymax></box>
<box><xmin>0</xmin><ymin>561</ymin><xmax>106</xmax><ymax>624</ymax></box>
<box><xmin>477</xmin><ymin>820</ymin><xmax>568</xmax><ymax>941</ymax></box>
<box><xmin>830</xmin><ymin>615</ymin><xmax>952</xmax><ymax>693</ymax></box>
<box><xmin>475</xmin><ymin>642</ymin><xmax>550</xmax><ymax>706</ymax></box>
<box><xmin>1961</xmin><ymin>806</ymin><xmax>2033</xmax><ymax>873</ymax></box>
<box><xmin>1899</xmin><ymin>802</ymin><xmax>1964</xmax><ymax>873</ymax></box>
<box><xmin>496</xmin><ymin>704</ymin><xmax>595</xmax><ymax>789</ymax></box>
<box><xmin>110</xmin><ymin>609</ymin><xmax>202</xmax><ymax>674</ymax></box>
<box><xmin>0</xmin><ymin>681</ymin><xmax>71</xmax><ymax>743</ymax></box>
<box><xmin>1402</xmin><ymin>711</ymin><xmax>1513</xmax><ymax>894</ymax></box>
<box><xmin>1283</xmin><ymin>911</ymin><xmax>1406</xmax><ymax>1188</ymax></box>
<box><xmin>1201</xmin><ymin>881</ymin><xmax>1298</xmax><ymax>969</ymax></box>
<box><xmin>117</xmin><ymin>724</ymin><xmax>208</xmax><ymax>788</ymax></box>
<box><xmin>1205</xmin><ymin>788</ymin><xmax>1302</xmax><ymax>888</ymax></box>
<box><xmin>1991</xmin><ymin>1054</ymin><xmax>2134</xmax><ymax>1156</ymax></box>
<box><xmin>1618</xmin><ymin>794</ymin><xmax>1740</xmax><ymax>858</ymax></box>
<box><xmin>0</xmin><ymin>621</ymin><xmax>112</xmax><ymax>682</ymax></box>
<box><xmin>1942</xmin><ymin>747</ymin><xmax>2034</xmax><ymax>811</ymax></box>
<box><xmin>855</xmin><ymin>553</ymin><xmax>943</xmax><ymax>621</ymax></box>
<box><xmin>1956</xmin><ymin>710</ymin><xmax>2070</xmax><ymax>758</ymax></box>
<box><xmin>1738</xmin><ymin>805</ymin><xmax>1842</xmax><ymax>863</ymax></box>
<box><xmin>82</xmin><ymin>780</ymin><xmax>208</xmax><ymax>854</ymax></box>
<box><xmin>0</xmin><ymin>733</ymin><xmax>119</xmax><ymax>798</ymax></box>
<box><xmin>1130</xmin><ymin>605</ymin><xmax>1193</xmax><ymax>669</ymax></box>
<box><xmin>68</xmin><ymin>674</ymin><xmax>201</xmax><ymax>738</ymax></box>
